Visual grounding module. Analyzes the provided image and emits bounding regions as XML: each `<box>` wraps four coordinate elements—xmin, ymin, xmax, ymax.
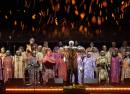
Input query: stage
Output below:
<box><xmin>3</xmin><ymin>84</ymin><xmax>130</xmax><ymax>94</ymax></box>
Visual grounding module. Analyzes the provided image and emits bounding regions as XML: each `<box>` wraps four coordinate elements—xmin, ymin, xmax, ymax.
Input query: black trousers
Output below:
<box><xmin>67</xmin><ymin>68</ymin><xmax>78</xmax><ymax>84</ymax></box>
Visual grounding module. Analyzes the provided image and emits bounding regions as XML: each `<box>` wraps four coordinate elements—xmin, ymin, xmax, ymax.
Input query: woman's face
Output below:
<box><xmin>102</xmin><ymin>45</ymin><xmax>107</xmax><ymax>51</ymax></box>
<box><xmin>30</xmin><ymin>39</ymin><xmax>35</xmax><ymax>44</ymax></box>
<box><xmin>1</xmin><ymin>47</ymin><xmax>5</xmax><ymax>53</ymax></box>
<box><xmin>58</xmin><ymin>48</ymin><xmax>64</xmax><ymax>54</ymax></box>
<box><xmin>47</xmin><ymin>49</ymin><xmax>52</xmax><ymax>54</ymax></box>
<box><xmin>19</xmin><ymin>47</ymin><xmax>24</xmax><ymax>52</ymax></box>
<box><xmin>90</xmin><ymin>42</ymin><xmax>94</xmax><ymax>47</ymax></box>
<box><xmin>87</xmin><ymin>52</ymin><xmax>91</xmax><ymax>58</ymax></box>
<box><xmin>112</xmin><ymin>51</ymin><xmax>117</xmax><ymax>57</ymax></box>
<box><xmin>64</xmin><ymin>48</ymin><xmax>68</xmax><ymax>52</ymax></box>
<box><xmin>100</xmin><ymin>51</ymin><xmax>105</xmax><ymax>56</ymax></box>
<box><xmin>16</xmin><ymin>51</ymin><xmax>21</xmax><ymax>56</ymax></box>
<box><xmin>112</xmin><ymin>42</ymin><xmax>116</xmax><ymax>47</ymax></box>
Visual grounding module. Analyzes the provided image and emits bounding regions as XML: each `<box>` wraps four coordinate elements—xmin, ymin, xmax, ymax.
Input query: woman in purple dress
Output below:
<box><xmin>111</xmin><ymin>50</ymin><xmax>122</xmax><ymax>83</ymax></box>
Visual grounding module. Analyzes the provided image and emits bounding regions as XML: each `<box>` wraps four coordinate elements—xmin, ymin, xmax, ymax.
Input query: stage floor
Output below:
<box><xmin>3</xmin><ymin>84</ymin><xmax>130</xmax><ymax>94</ymax></box>
<box><xmin>1</xmin><ymin>79</ymin><xmax>130</xmax><ymax>94</ymax></box>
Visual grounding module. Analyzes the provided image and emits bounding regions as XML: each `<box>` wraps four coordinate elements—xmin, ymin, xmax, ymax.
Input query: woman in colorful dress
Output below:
<box><xmin>3</xmin><ymin>50</ymin><xmax>13</xmax><ymax>83</ymax></box>
<box><xmin>110</xmin><ymin>50</ymin><xmax>122</xmax><ymax>83</ymax></box>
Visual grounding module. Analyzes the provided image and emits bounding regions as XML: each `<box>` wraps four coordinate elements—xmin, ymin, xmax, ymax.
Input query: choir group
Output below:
<box><xmin>0</xmin><ymin>38</ymin><xmax>130</xmax><ymax>85</ymax></box>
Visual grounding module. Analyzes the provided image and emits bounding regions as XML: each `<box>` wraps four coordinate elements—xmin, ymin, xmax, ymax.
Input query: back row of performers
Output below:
<box><xmin>0</xmin><ymin>38</ymin><xmax>130</xmax><ymax>85</ymax></box>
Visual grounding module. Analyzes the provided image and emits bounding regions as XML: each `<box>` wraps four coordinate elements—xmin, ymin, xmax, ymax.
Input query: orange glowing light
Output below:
<box><xmin>84</xmin><ymin>4</ymin><xmax>86</xmax><ymax>10</ymax></box>
<box><xmin>97</xmin><ymin>16</ymin><xmax>102</xmax><ymax>25</ymax></box>
<box><xmin>62</xmin><ymin>26</ymin><xmax>65</xmax><ymax>32</ymax></box>
<box><xmin>112</xmin><ymin>13</ymin><xmax>115</xmax><ymax>18</ymax></box>
<box><xmin>92</xmin><ymin>16</ymin><xmax>96</xmax><ymax>24</ymax></box>
<box><xmin>85</xmin><ymin>87</ymin><xmax>130</xmax><ymax>91</ymax></box>
<box><xmin>84</xmin><ymin>27</ymin><xmax>87</xmax><ymax>32</ymax></box>
<box><xmin>54</xmin><ymin>3</ymin><xmax>60</xmax><ymax>12</ymax></box>
<box><xmin>79</xmin><ymin>25</ymin><xmax>84</xmax><ymax>32</ymax></box>
<box><xmin>80</xmin><ymin>12</ymin><xmax>85</xmax><ymax>19</ymax></box>
<box><xmin>14</xmin><ymin>20</ymin><xmax>17</xmax><ymax>26</ymax></box>
<box><xmin>32</xmin><ymin>14</ymin><xmax>36</xmax><ymax>20</ymax></box>
<box><xmin>72</xmin><ymin>0</ymin><xmax>76</xmax><ymax>5</ymax></box>
<box><xmin>6</xmin><ymin>88</ymin><xmax>63</xmax><ymax>92</ymax></box>
<box><xmin>75</xmin><ymin>10</ymin><xmax>79</xmax><ymax>15</ymax></box>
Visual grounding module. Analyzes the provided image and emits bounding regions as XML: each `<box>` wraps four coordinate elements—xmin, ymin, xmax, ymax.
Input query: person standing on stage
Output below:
<box><xmin>58</xmin><ymin>41</ymin><xmax>63</xmax><ymax>47</ymax></box>
<box><xmin>42</xmin><ymin>48</ymin><xmax>55</xmax><ymax>83</ymax></box>
<box><xmin>3</xmin><ymin>50</ymin><xmax>13</xmax><ymax>83</ymax></box>
<box><xmin>14</xmin><ymin>50</ymin><xmax>25</xmax><ymax>79</ymax></box>
<box><xmin>102</xmin><ymin>45</ymin><xmax>111</xmax><ymax>65</ymax></box>
<box><xmin>109</xmin><ymin>41</ymin><xmax>118</xmax><ymax>55</ymax></box>
<box><xmin>86</xmin><ymin>42</ymin><xmax>99</xmax><ymax>61</ymax></box>
<box><xmin>56</xmin><ymin>47</ymin><xmax>67</xmax><ymax>82</ymax></box>
<box><xmin>52</xmin><ymin>46</ymin><xmax>60</xmax><ymax>77</ymax></box>
<box><xmin>18</xmin><ymin>47</ymin><xmax>27</xmax><ymax>70</ymax></box>
<box><xmin>36</xmin><ymin>45</ymin><xmax>43</xmax><ymax>84</ymax></box>
<box><xmin>26</xmin><ymin>51</ymin><xmax>40</xmax><ymax>85</ymax></box>
<box><xmin>36</xmin><ymin>45</ymin><xmax>43</xmax><ymax>67</ymax></box>
<box><xmin>42</xmin><ymin>41</ymin><xmax>49</xmax><ymax>57</ymax></box>
<box><xmin>91</xmin><ymin>47</ymin><xmax>99</xmax><ymax>61</ymax></box>
<box><xmin>86</xmin><ymin>42</ymin><xmax>99</xmax><ymax>53</ymax></box>
<box><xmin>121</xmin><ymin>51</ymin><xmax>130</xmax><ymax>83</ymax></box>
<box><xmin>67</xmin><ymin>40</ymin><xmax>78</xmax><ymax>84</ymax></box>
<box><xmin>0</xmin><ymin>47</ymin><xmax>6</xmax><ymax>64</ymax></box>
<box><xmin>120</xmin><ymin>41</ymin><xmax>129</xmax><ymax>58</ymax></box>
<box><xmin>110</xmin><ymin>50</ymin><xmax>122</xmax><ymax>83</ymax></box>
<box><xmin>0</xmin><ymin>57</ymin><xmax>3</xmax><ymax>81</ymax></box>
<box><xmin>26</xmin><ymin>37</ymin><xmax>37</xmax><ymax>52</ymax></box>
<box><xmin>77</xmin><ymin>47</ymin><xmax>86</xmax><ymax>84</ymax></box>
<box><xmin>96</xmin><ymin>51</ymin><xmax>109</xmax><ymax>83</ymax></box>
<box><xmin>83</xmin><ymin>51</ymin><xmax>96</xmax><ymax>82</ymax></box>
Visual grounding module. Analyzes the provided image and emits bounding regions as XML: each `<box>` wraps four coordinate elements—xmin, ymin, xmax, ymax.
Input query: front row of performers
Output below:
<box><xmin>0</xmin><ymin>38</ymin><xmax>130</xmax><ymax>85</ymax></box>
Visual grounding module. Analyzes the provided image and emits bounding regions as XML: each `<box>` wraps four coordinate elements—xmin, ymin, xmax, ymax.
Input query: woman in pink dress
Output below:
<box><xmin>110</xmin><ymin>50</ymin><xmax>122</xmax><ymax>83</ymax></box>
<box><xmin>42</xmin><ymin>48</ymin><xmax>55</xmax><ymax>83</ymax></box>
<box><xmin>56</xmin><ymin>47</ymin><xmax>67</xmax><ymax>82</ymax></box>
<box><xmin>3</xmin><ymin>50</ymin><xmax>13</xmax><ymax>83</ymax></box>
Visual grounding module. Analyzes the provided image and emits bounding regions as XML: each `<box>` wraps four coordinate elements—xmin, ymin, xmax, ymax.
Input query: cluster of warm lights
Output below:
<box><xmin>0</xmin><ymin>0</ymin><xmax>130</xmax><ymax>40</ymax></box>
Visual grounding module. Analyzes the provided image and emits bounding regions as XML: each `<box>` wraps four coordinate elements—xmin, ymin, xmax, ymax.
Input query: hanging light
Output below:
<box><xmin>92</xmin><ymin>16</ymin><xmax>96</xmax><ymax>24</ymax></box>
<box><xmin>5</xmin><ymin>15</ymin><xmax>8</xmax><ymax>19</ymax></box>
<box><xmin>75</xmin><ymin>9</ymin><xmax>79</xmax><ymax>15</ymax></box>
<box><xmin>32</xmin><ymin>14</ymin><xmax>36</xmax><ymax>20</ymax></box>
<box><xmin>14</xmin><ymin>20</ymin><xmax>17</xmax><ymax>26</ymax></box>
<box><xmin>84</xmin><ymin>27</ymin><xmax>87</xmax><ymax>32</ymax></box>
<box><xmin>97</xmin><ymin>16</ymin><xmax>102</xmax><ymax>25</ymax></box>
<box><xmin>32</xmin><ymin>27</ymin><xmax>35</xmax><ymax>32</ymax></box>
<box><xmin>79</xmin><ymin>25</ymin><xmax>84</xmax><ymax>32</ymax></box>
<box><xmin>80</xmin><ymin>12</ymin><xmax>85</xmax><ymax>20</ymax></box>
<box><xmin>72</xmin><ymin>0</ymin><xmax>76</xmax><ymax>5</ymax></box>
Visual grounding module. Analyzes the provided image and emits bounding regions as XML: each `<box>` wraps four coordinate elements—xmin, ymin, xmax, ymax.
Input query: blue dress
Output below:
<box><xmin>83</xmin><ymin>56</ymin><xmax>96</xmax><ymax>80</ymax></box>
